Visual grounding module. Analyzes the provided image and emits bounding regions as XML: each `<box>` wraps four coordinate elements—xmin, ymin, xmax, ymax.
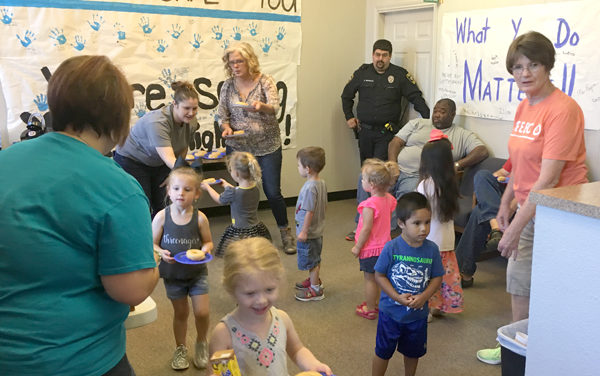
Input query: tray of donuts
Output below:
<box><xmin>185</xmin><ymin>148</ymin><xmax>226</xmax><ymax>161</ymax></box>
<box><xmin>174</xmin><ymin>249</ymin><xmax>213</xmax><ymax>264</ymax></box>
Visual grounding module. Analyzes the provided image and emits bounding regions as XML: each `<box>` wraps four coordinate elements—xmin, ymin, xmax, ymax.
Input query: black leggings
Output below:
<box><xmin>103</xmin><ymin>354</ymin><xmax>135</xmax><ymax>376</ymax></box>
<box><xmin>113</xmin><ymin>152</ymin><xmax>170</xmax><ymax>217</ymax></box>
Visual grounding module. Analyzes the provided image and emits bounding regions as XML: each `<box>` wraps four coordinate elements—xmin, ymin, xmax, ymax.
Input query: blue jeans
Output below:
<box><xmin>355</xmin><ymin>171</ymin><xmax>419</xmax><ymax>230</ymax></box>
<box><xmin>455</xmin><ymin>170</ymin><xmax>505</xmax><ymax>276</ymax></box>
<box><xmin>227</xmin><ymin>146</ymin><xmax>288</xmax><ymax>228</ymax></box>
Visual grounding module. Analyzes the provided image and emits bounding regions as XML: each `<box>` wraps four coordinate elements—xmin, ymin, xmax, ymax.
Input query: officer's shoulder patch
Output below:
<box><xmin>406</xmin><ymin>72</ymin><xmax>416</xmax><ymax>85</ymax></box>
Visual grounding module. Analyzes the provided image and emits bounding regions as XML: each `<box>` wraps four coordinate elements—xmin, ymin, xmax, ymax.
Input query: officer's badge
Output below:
<box><xmin>406</xmin><ymin>73</ymin><xmax>416</xmax><ymax>85</ymax></box>
<box><xmin>388</xmin><ymin>75</ymin><xmax>394</xmax><ymax>84</ymax></box>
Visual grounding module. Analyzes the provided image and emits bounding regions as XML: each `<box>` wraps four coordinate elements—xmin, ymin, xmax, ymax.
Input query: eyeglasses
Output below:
<box><xmin>511</xmin><ymin>62</ymin><xmax>543</xmax><ymax>75</ymax></box>
<box><xmin>228</xmin><ymin>59</ymin><xmax>245</xmax><ymax>67</ymax></box>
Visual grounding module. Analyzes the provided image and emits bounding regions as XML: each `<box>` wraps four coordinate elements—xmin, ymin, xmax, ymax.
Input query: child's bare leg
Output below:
<box><xmin>170</xmin><ymin>297</ymin><xmax>190</xmax><ymax>346</ymax></box>
<box><xmin>309</xmin><ymin>264</ymin><xmax>320</xmax><ymax>286</ymax></box>
<box><xmin>372</xmin><ymin>354</ymin><xmax>389</xmax><ymax>376</ymax></box>
<box><xmin>403</xmin><ymin>356</ymin><xmax>418</xmax><ymax>376</ymax></box>
<box><xmin>191</xmin><ymin>294</ymin><xmax>210</xmax><ymax>342</ymax></box>
<box><xmin>364</xmin><ymin>272</ymin><xmax>379</xmax><ymax>311</ymax></box>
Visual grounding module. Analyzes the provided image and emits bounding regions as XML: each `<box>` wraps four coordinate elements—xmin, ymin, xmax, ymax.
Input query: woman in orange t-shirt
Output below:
<box><xmin>476</xmin><ymin>31</ymin><xmax>588</xmax><ymax>365</ymax></box>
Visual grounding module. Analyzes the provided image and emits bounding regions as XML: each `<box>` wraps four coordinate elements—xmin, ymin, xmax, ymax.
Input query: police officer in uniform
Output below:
<box><xmin>341</xmin><ymin>39</ymin><xmax>430</xmax><ymax>163</ymax></box>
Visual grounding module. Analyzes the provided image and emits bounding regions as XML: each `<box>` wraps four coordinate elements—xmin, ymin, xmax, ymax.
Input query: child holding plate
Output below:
<box><xmin>152</xmin><ymin>167</ymin><xmax>214</xmax><ymax>371</ymax></box>
<box><xmin>201</xmin><ymin>151</ymin><xmax>272</xmax><ymax>257</ymax></box>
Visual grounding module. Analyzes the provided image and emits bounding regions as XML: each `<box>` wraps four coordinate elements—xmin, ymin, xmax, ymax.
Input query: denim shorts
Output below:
<box><xmin>164</xmin><ymin>275</ymin><xmax>209</xmax><ymax>300</ymax></box>
<box><xmin>297</xmin><ymin>237</ymin><xmax>322</xmax><ymax>270</ymax></box>
<box><xmin>375</xmin><ymin>311</ymin><xmax>428</xmax><ymax>359</ymax></box>
<box><xmin>359</xmin><ymin>256</ymin><xmax>379</xmax><ymax>273</ymax></box>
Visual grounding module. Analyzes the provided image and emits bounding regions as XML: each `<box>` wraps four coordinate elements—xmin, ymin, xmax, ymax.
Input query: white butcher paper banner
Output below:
<box><xmin>436</xmin><ymin>0</ymin><xmax>600</xmax><ymax>130</ymax></box>
<box><xmin>0</xmin><ymin>0</ymin><xmax>301</xmax><ymax>148</ymax></box>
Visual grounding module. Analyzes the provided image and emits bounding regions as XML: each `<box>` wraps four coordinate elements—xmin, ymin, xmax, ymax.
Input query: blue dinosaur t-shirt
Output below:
<box><xmin>374</xmin><ymin>236</ymin><xmax>444</xmax><ymax>323</ymax></box>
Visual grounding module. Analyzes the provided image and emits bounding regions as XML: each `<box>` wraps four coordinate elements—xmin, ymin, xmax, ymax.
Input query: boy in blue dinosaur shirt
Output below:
<box><xmin>372</xmin><ymin>192</ymin><xmax>444</xmax><ymax>376</ymax></box>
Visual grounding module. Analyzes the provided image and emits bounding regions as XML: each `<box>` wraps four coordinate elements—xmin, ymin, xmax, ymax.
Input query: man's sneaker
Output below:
<box><xmin>171</xmin><ymin>344</ymin><xmax>189</xmax><ymax>370</ymax></box>
<box><xmin>476</xmin><ymin>344</ymin><xmax>501</xmax><ymax>365</ymax></box>
<box><xmin>486</xmin><ymin>229</ymin><xmax>503</xmax><ymax>251</ymax></box>
<box><xmin>345</xmin><ymin>230</ymin><xmax>356</xmax><ymax>241</ymax></box>
<box><xmin>193</xmin><ymin>341</ymin><xmax>208</xmax><ymax>369</ymax></box>
<box><xmin>294</xmin><ymin>277</ymin><xmax>323</xmax><ymax>290</ymax></box>
<box><xmin>295</xmin><ymin>286</ymin><xmax>324</xmax><ymax>301</ymax></box>
<box><xmin>461</xmin><ymin>276</ymin><xmax>474</xmax><ymax>288</ymax></box>
<box><xmin>280</xmin><ymin>227</ymin><xmax>297</xmax><ymax>254</ymax></box>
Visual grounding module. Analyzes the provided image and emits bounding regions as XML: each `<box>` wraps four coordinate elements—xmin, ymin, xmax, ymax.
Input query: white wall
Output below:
<box><xmin>280</xmin><ymin>0</ymin><xmax>366</xmax><ymax>196</ymax></box>
<box><xmin>527</xmin><ymin>204</ymin><xmax>599</xmax><ymax>375</ymax></box>
<box><xmin>366</xmin><ymin>0</ymin><xmax>600</xmax><ymax>182</ymax></box>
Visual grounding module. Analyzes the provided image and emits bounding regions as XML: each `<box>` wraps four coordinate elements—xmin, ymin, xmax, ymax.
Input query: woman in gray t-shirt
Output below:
<box><xmin>114</xmin><ymin>81</ymin><xmax>199</xmax><ymax>216</ymax></box>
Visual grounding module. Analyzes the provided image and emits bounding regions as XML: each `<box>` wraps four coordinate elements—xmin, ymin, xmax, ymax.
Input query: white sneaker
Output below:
<box><xmin>171</xmin><ymin>344</ymin><xmax>189</xmax><ymax>370</ymax></box>
<box><xmin>193</xmin><ymin>341</ymin><xmax>208</xmax><ymax>369</ymax></box>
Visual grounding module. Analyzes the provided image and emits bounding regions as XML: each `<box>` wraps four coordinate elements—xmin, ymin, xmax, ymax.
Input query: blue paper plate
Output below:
<box><xmin>174</xmin><ymin>252</ymin><xmax>213</xmax><ymax>264</ymax></box>
<box><xmin>200</xmin><ymin>151</ymin><xmax>226</xmax><ymax>160</ymax></box>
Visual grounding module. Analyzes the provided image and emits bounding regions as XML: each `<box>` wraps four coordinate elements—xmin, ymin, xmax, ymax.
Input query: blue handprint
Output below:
<box><xmin>49</xmin><ymin>28</ymin><xmax>67</xmax><ymax>46</ymax></box>
<box><xmin>276</xmin><ymin>26</ymin><xmax>286</xmax><ymax>41</ymax></box>
<box><xmin>170</xmin><ymin>24</ymin><xmax>183</xmax><ymax>39</ymax></box>
<box><xmin>139</xmin><ymin>17</ymin><xmax>155</xmax><ymax>34</ymax></box>
<box><xmin>114</xmin><ymin>23</ymin><xmax>126</xmax><ymax>40</ymax></box>
<box><xmin>221</xmin><ymin>39</ymin><xmax>230</xmax><ymax>50</ymax></box>
<box><xmin>247</xmin><ymin>22</ymin><xmax>258</xmax><ymax>36</ymax></box>
<box><xmin>189</xmin><ymin>33</ymin><xmax>203</xmax><ymax>49</ymax></box>
<box><xmin>156</xmin><ymin>39</ymin><xmax>168</xmax><ymax>53</ymax></box>
<box><xmin>34</xmin><ymin>94</ymin><xmax>48</xmax><ymax>112</ymax></box>
<box><xmin>16</xmin><ymin>30</ymin><xmax>36</xmax><ymax>48</ymax></box>
<box><xmin>231</xmin><ymin>26</ymin><xmax>242</xmax><ymax>41</ymax></box>
<box><xmin>87</xmin><ymin>14</ymin><xmax>104</xmax><ymax>31</ymax></box>
<box><xmin>159</xmin><ymin>68</ymin><xmax>176</xmax><ymax>86</ymax></box>
<box><xmin>261</xmin><ymin>37</ymin><xmax>272</xmax><ymax>53</ymax></box>
<box><xmin>71</xmin><ymin>35</ymin><xmax>86</xmax><ymax>51</ymax></box>
<box><xmin>211</xmin><ymin>25</ymin><xmax>223</xmax><ymax>40</ymax></box>
<box><xmin>134</xmin><ymin>103</ymin><xmax>146</xmax><ymax>118</ymax></box>
<box><xmin>1</xmin><ymin>8</ymin><xmax>13</xmax><ymax>25</ymax></box>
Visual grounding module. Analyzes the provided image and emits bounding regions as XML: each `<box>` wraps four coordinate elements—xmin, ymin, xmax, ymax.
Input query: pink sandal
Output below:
<box><xmin>355</xmin><ymin>304</ymin><xmax>378</xmax><ymax>320</ymax></box>
<box><xmin>356</xmin><ymin>301</ymin><xmax>379</xmax><ymax>311</ymax></box>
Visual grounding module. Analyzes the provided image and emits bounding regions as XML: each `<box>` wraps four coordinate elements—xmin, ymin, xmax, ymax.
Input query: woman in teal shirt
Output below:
<box><xmin>0</xmin><ymin>56</ymin><xmax>159</xmax><ymax>376</ymax></box>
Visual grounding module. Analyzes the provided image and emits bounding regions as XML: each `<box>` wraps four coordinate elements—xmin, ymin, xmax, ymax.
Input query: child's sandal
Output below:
<box><xmin>355</xmin><ymin>305</ymin><xmax>378</xmax><ymax>320</ymax></box>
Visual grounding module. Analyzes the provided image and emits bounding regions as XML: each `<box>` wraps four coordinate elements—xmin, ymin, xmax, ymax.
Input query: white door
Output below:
<box><xmin>383</xmin><ymin>8</ymin><xmax>434</xmax><ymax>122</ymax></box>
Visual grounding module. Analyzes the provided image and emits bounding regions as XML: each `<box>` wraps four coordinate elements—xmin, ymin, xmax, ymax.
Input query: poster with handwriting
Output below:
<box><xmin>436</xmin><ymin>0</ymin><xmax>600</xmax><ymax>130</ymax></box>
<box><xmin>0</xmin><ymin>0</ymin><xmax>301</xmax><ymax>147</ymax></box>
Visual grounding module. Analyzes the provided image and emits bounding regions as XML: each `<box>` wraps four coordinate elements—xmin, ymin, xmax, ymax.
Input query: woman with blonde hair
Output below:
<box><xmin>218</xmin><ymin>42</ymin><xmax>295</xmax><ymax>254</ymax></box>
